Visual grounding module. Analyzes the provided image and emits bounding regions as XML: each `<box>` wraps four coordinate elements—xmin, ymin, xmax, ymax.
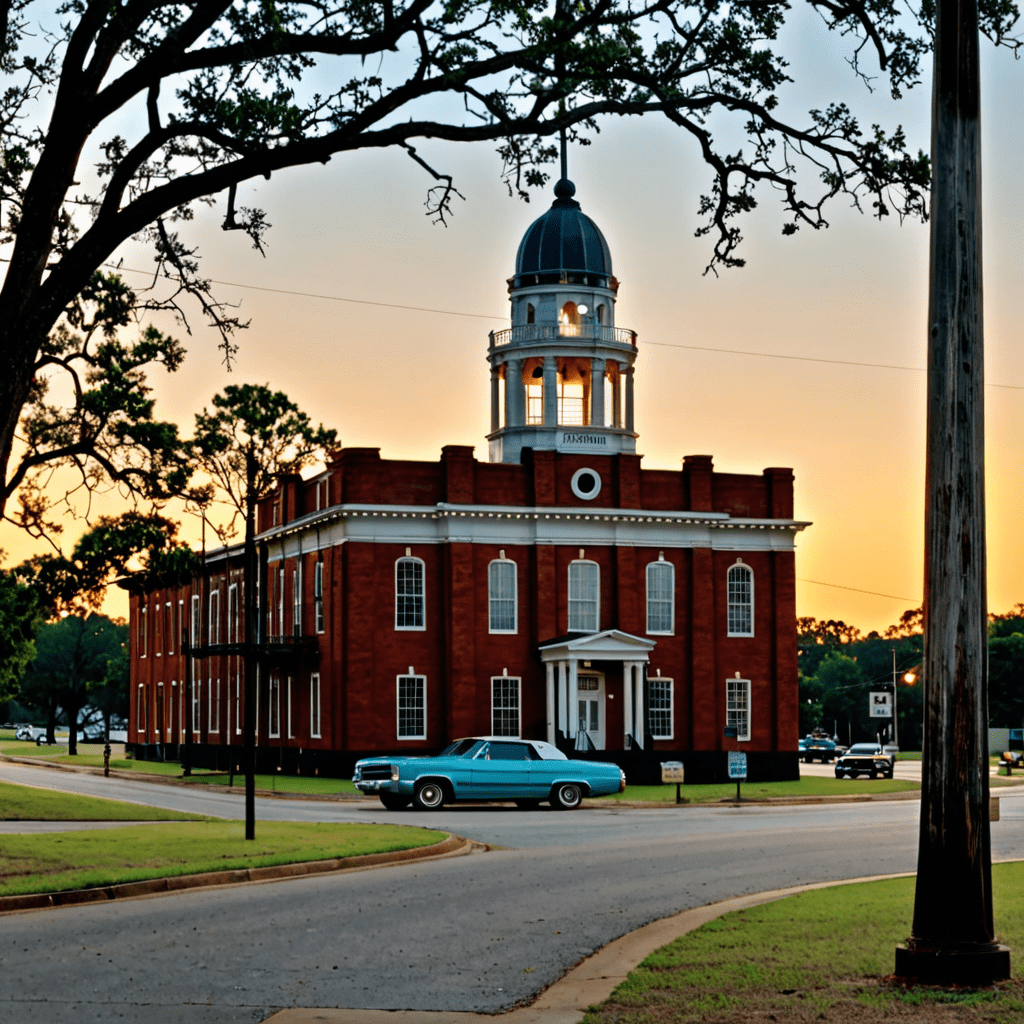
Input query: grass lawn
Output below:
<box><xmin>0</xmin><ymin>780</ymin><xmax>206</xmax><ymax>821</ymax></box>
<box><xmin>0</xmin><ymin>820</ymin><xmax>447</xmax><ymax>897</ymax></box>
<box><xmin>185</xmin><ymin>771</ymin><xmax>360</xmax><ymax>795</ymax></box>
<box><xmin>584</xmin><ymin>862</ymin><xmax>1024</xmax><ymax>1024</ymax></box>
<box><xmin>613</xmin><ymin>776</ymin><xmax>920</xmax><ymax>803</ymax></box>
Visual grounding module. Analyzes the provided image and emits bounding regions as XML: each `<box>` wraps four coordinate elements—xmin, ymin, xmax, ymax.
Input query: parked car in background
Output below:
<box><xmin>801</xmin><ymin>731</ymin><xmax>844</xmax><ymax>763</ymax></box>
<box><xmin>353</xmin><ymin>737</ymin><xmax>626</xmax><ymax>810</ymax></box>
<box><xmin>834</xmin><ymin>743</ymin><xmax>895</xmax><ymax>779</ymax></box>
<box><xmin>14</xmin><ymin>724</ymin><xmax>36</xmax><ymax>741</ymax></box>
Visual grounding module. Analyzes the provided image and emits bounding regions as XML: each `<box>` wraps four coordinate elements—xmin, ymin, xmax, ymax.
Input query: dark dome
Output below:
<box><xmin>514</xmin><ymin>179</ymin><xmax>612</xmax><ymax>284</ymax></box>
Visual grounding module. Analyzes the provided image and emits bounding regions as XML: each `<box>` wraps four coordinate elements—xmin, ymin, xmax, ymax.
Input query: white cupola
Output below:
<box><xmin>486</xmin><ymin>177</ymin><xmax>639</xmax><ymax>464</ymax></box>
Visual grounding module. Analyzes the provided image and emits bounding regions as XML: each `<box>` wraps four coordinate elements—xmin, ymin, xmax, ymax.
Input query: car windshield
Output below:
<box><xmin>438</xmin><ymin>738</ymin><xmax>484</xmax><ymax>757</ymax></box>
<box><xmin>846</xmin><ymin>744</ymin><xmax>883</xmax><ymax>754</ymax></box>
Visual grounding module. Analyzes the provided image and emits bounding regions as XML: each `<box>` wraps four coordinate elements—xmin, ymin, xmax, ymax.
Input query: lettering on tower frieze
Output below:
<box><xmin>562</xmin><ymin>433</ymin><xmax>607</xmax><ymax>445</ymax></box>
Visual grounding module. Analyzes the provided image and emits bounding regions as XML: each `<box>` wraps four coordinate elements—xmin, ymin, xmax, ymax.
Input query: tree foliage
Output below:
<box><xmin>0</xmin><ymin>564</ymin><xmax>44</xmax><ymax>702</ymax></box>
<box><xmin>1</xmin><ymin>0</ymin><xmax>1019</xmax><ymax>537</ymax></box>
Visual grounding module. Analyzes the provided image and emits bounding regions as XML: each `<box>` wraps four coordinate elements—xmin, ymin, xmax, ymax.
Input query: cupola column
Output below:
<box><xmin>623</xmin><ymin>364</ymin><xmax>635</xmax><ymax>433</ymax></box>
<box><xmin>590</xmin><ymin>359</ymin><xmax>606</xmax><ymax>428</ymax></box>
<box><xmin>490</xmin><ymin>368</ymin><xmax>501</xmax><ymax>433</ymax></box>
<box><xmin>505</xmin><ymin>357</ymin><xmax>524</xmax><ymax>427</ymax></box>
<box><xmin>543</xmin><ymin>356</ymin><xmax>558</xmax><ymax>426</ymax></box>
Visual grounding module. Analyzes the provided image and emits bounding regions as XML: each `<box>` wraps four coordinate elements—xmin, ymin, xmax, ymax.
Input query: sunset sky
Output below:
<box><xmin>3</xmin><ymin>10</ymin><xmax>1021</xmax><ymax>637</ymax></box>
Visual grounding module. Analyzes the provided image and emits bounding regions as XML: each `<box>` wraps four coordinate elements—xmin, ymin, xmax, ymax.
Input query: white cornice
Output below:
<box><xmin>260</xmin><ymin>502</ymin><xmax>811</xmax><ymax>561</ymax></box>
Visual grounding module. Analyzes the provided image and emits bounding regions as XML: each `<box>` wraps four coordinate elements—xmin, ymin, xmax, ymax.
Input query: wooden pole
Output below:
<box><xmin>895</xmin><ymin>0</ymin><xmax>1008</xmax><ymax>984</ymax></box>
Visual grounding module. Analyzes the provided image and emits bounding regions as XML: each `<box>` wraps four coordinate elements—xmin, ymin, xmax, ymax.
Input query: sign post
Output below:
<box><xmin>724</xmin><ymin>725</ymin><xmax>745</xmax><ymax>800</ymax></box>
<box><xmin>661</xmin><ymin>760</ymin><xmax>685</xmax><ymax>804</ymax></box>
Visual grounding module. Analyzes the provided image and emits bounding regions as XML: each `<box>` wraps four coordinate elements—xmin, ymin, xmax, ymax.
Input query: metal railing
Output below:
<box><xmin>490</xmin><ymin>324</ymin><xmax>637</xmax><ymax>348</ymax></box>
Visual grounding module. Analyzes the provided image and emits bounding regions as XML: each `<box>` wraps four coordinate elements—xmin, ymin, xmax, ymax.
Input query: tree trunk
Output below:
<box><xmin>895</xmin><ymin>0</ymin><xmax>1009</xmax><ymax>984</ymax></box>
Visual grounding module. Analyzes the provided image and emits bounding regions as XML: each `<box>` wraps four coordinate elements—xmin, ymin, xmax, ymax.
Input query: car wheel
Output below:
<box><xmin>413</xmin><ymin>781</ymin><xmax>446</xmax><ymax>811</ymax></box>
<box><xmin>803</xmin><ymin>755</ymin><xmax>811</xmax><ymax>763</ymax></box>
<box><xmin>551</xmin><ymin>783</ymin><xmax>583</xmax><ymax>810</ymax></box>
<box><xmin>869</xmin><ymin>770</ymin><xmax>878</xmax><ymax>779</ymax></box>
<box><xmin>885</xmin><ymin>770</ymin><xmax>894</xmax><ymax>780</ymax></box>
<box><xmin>379</xmin><ymin>792</ymin><xmax>411</xmax><ymax>811</ymax></box>
<box><xmin>515</xmin><ymin>799</ymin><xmax>541</xmax><ymax>810</ymax></box>
<box><xmin>850</xmin><ymin>771</ymin><xmax>859</xmax><ymax>779</ymax></box>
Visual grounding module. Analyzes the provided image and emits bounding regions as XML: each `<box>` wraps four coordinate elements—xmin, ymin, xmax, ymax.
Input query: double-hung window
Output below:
<box><xmin>139</xmin><ymin>606</ymin><xmax>148</xmax><ymax>658</ymax></box>
<box><xmin>277</xmin><ymin>568</ymin><xmax>285</xmax><ymax>637</ymax></box>
<box><xmin>649</xmin><ymin>678</ymin><xmax>674</xmax><ymax>739</ymax></box>
<box><xmin>310</xmin><ymin>673</ymin><xmax>322</xmax><ymax>738</ymax></box>
<box><xmin>646</xmin><ymin>560</ymin><xmax>674</xmax><ymax>634</ymax></box>
<box><xmin>209</xmin><ymin>677</ymin><xmax>220</xmax><ymax>733</ymax></box>
<box><xmin>292</xmin><ymin>567</ymin><xmax>302</xmax><ymax>636</ymax></box>
<box><xmin>209</xmin><ymin>589</ymin><xmax>221</xmax><ymax>645</ymax></box>
<box><xmin>269</xmin><ymin>676</ymin><xmax>281</xmax><ymax>737</ymax></box>
<box><xmin>727</xmin><ymin>561</ymin><xmax>754</xmax><ymax>636</ymax></box>
<box><xmin>227</xmin><ymin>584</ymin><xmax>239</xmax><ymax>644</ymax></box>
<box><xmin>192</xmin><ymin>678</ymin><xmax>202</xmax><ymax>733</ymax></box>
<box><xmin>491</xmin><ymin>677</ymin><xmax>521</xmax><ymax>736</ymax></box>
<box><xmin>488</xmin><ymin>560</ymin><xmax>517</xmax><ymax>633</ymax></box>
<box><xmin>568</xmin><ymin>560</ymin><xmax>599</xmax><ymax>633</ymax></box>
<box><xmin>397</xmin><ymin>675</ymin><xmax>426</xmax><ymax>738</ymax></box>
<box><xmin>395</xmin><ymin>558</ymin><xmax>425</xmax><ymax>629</ymax></box>
<box><xmin>314</xmin><ymin>561</ymin><xmax>325</xmax><ymax>633</ymax></box>
<box><xmin>727</xmin><ymin>678</ymin><xmax>751</xmax><ymax>741</ymax></box>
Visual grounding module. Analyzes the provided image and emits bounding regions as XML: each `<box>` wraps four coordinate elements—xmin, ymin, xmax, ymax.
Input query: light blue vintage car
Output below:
<box><xmin>353</xmin><ymin>737</ymin><xmax>626</xmax><ymax>811</ymax></box>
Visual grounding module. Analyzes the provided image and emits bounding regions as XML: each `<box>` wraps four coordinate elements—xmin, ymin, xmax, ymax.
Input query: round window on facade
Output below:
<box><xmin>571</xmin><ymin>467</ymin><xmax>602</xmax><ymax>501</ymax></box>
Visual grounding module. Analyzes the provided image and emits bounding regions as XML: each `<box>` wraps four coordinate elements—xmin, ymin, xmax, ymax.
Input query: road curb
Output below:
<box><xmin>0</xmin><ymin>832</ymin><xmax>481</xmax><ymax>915</ymax></box>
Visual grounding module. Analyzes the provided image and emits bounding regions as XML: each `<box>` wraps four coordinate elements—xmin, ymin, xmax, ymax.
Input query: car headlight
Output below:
<box><xmin>391</xmin><ymin>766</ymin><xmax>400</xmax><ymax>782</ymax></box>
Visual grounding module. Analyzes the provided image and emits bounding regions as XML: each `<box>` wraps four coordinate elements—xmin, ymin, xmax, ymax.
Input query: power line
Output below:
<box><xmin>797</xmin><ymin>578</ymin><xmax>919</xmax><ymax>603</ymax></box>
<box><xmin>104</xmin><ymin>263</ymin><xmax>508</xmax><ymax>322</ymax></box>
<box><xmin>105</xmin><ymin>261</ymin><xmax>1024</xmax><ymax>388</ymax></box>
<box><xmin>646</xmin><ymin>340</ymin><xmax>1024</xmax><ymax>391</ymax></box>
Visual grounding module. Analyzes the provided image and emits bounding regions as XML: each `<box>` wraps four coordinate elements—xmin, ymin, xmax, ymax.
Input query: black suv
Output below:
<box><xmin>834</xmin><ymin>743</ymin><xmax>895</xmax><ymax>779</ymax></box>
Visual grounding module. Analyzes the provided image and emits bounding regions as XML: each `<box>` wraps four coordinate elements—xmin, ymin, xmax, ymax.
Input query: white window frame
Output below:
<box><xmin>727</xmin><ymin>678</ymin><xmax>751</xmax><ymax>742</ymax></box>
<box><xmin>727</xmin><ymin>561</ymin><xmax>754</xmax><ymax>637</ymax></box>
<box><xmin>314</xmin><ymin>560</ymin><xmax>325</xmax><ymax>634</ymax></box>
<box><xmin>140</xmin><ymin>606</ymin><xmax>148</xmax><ymax>658</ymax></box>
<box><xmin>649</xmin><ymin>678</ymin><xmax>674</xmax><ymax>739</ymax></box>
<box><xmin>269</xmin><ymin>675</ymin><xmax>281</xmax><ymax>738</ymax></box>
<box><xmin>190</xmin><ymin>594</ymin><xmax>200</xmax><ymax>645</ymax></box>
<box><xmin>646</xmin><ymin>560</ymin><xmax>675</xmax><ymax>635</ymax></box>
<box><xmin>488</xmin><ymin>559</ymin><xmax>518</xmax><ymax>634</ymax></box>
<box><xmin>491</xmin><ymin>676</ymin><xmax>521</xmax><ymax>737</ymax></box>
<box><xmin>227</xmin><ymin>583</ymin><xmax>239</xmax><ymax>644</ymax></box>
<box><xmin>137</xmin><ymin>684</ymin><xmax>146</xmax><ymax>732</ymax></box>
<box><xmin>310</xmin><ymin>673</ymin><xmax>322</xmax><ymax>739</ymax></box>
<box><xmin>287</xmin><ymin>676</ymin><xmax>294</xmax><ymax>739</ymax></box>
<box><xmin>396</xmin><ymin>674</ymin><xmax>427</xmax><ymax>739</ymax></box>
<box><xmin>177</xmin><ymin>598</ymin><xmax>185</xmax><ymax>652</ymax></box>
<box><xmin>568</xmin><ymin>560</ymin><xmax>600</xmax><ymax>633</ymax></box>
<box><xmin>277</xmin><ymin>568</ymin><xmax>285</xmax><ymax>636</ymax></box>
<box><xmin>292</xmin><ymin>567</ymin><xmax>302</xmax><ymax>636</ymax></box>
<box><xmin>192</xmin><ymin>678</ymin><xmax>202</xmax><ymax>733</ymax></box>
<box><xmin>165</xmin><ymin>601</ymin><xmax>173</xmax><ymax>654</ymax></box>
<box><xmin>234</xmin><ymin>671</ymin><xmax>242</xmax><ymax>736</ymax></box>
<box><xmin>395</xmin><ymin>557</ymin><xmax>426</xmax><ymax>630</ymax></box>
<box><xmin>209</xmin><ymin>676</ymin><xmax>220</xmax><ymax>733</ymax></box>
<box><xmin>209</xmin><ymin>589</ymin><xmax>221</xmax><ymax>645</ymax></box>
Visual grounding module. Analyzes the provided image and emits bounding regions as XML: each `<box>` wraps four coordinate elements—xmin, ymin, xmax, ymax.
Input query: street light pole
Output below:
<box><xmin>891</xmin><ymin>648</ymin><xmax>899</xmax><ymax>749</ymax></box>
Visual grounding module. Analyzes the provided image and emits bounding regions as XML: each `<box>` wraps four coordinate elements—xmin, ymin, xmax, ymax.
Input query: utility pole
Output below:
<box><xmin>895</xmin><ymin>0</ymin><xmax>1008</xmax><ymax>983</ymax></box>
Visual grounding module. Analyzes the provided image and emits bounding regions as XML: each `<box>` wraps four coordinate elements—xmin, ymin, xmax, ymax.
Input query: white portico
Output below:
<box><xmin>487</xmin><ymin>178</ymin><xmax>639</xmax><ymax>465</ymax></box>
<box><xmin>539</xmin><ymin>630</ymin><xmax>656</xmax><ymax>751</ymax></box>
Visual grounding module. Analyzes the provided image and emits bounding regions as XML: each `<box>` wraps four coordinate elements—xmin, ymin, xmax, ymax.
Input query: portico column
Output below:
<box><xmin>591</xmin><ymin>358</ymin><xmax>605</xmax><ymax>428</ymax></box>
<box><xmin>557</xmin><ymin>661</ymin><xmax>568</xmax><ymax>736</ymax></box>
<box><xmin>628</xmin><ymin>662</ymin><xmax>644</xmax><ymax>749</ymax></box>
<box><xmin>623</xmin><ymin>662</ymin><xmax>634</xmax><ymax>748</ymax></box>
<box><xmin>568</xmin><ymin>658</ymin><xmax>579</xmax><ymax>739</ymax></box>
<box><xmin>490</xmin><ymin>367</ymin><xmax>500</xmax><ymax>433</ymax></box>
<box><xmin>545</xmin><ymin>662</ymin><xmax>556</xmax><ymax>745</ymax></box>
<box><xmin>543</xmin><ymin>355</ymin><xmax>558</xmax><ymax>426</ymax></box>
<box><xmin>624</xmin><ymin>366</ymin><xmax>635</xmax><ymax>433</ymax></box>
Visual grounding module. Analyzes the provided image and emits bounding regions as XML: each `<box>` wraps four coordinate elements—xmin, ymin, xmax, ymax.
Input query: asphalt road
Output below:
<box><xmin>2</xmin><ymin>762</ymin><xmax>1022</xmax><ymax>1024</ymax></box>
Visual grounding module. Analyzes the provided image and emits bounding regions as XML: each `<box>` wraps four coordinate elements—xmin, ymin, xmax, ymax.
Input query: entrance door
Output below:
<box><xmin>577</xmin><ymin>673</ymin><xmax>606</xmax><ymax>750</ymax></box>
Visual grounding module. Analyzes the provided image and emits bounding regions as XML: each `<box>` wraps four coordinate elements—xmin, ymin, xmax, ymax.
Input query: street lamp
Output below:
<box><xmin>891</xmin><ymin>648</ymin><xmax>917</xmax><ymax>750</ymax></box>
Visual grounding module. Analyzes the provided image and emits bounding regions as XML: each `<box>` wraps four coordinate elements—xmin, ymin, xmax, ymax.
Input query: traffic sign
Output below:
<box><xmin>870</xmin><ymin>691</ymin><xmax>893</xmax><ymax>718</ymax></box>
<box><xmin>727</xmin><ymin>750</ymin><xmax>747</xmax><ymax>780</ymax></box>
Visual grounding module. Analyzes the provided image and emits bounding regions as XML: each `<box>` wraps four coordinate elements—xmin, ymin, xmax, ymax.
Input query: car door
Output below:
<box><xmin>469</xmin><ymin>741</ymin><xmax>531</xmax><ymax>798</ymax></box>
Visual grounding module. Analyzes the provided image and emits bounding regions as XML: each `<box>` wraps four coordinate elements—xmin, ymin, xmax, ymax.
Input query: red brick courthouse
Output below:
<box><xmin>126</xmin><ymin>177</ymin><xmax>809</xmax><ymax>783</ymax></box>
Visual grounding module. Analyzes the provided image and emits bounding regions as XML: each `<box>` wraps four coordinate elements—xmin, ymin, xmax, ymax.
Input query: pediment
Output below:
<box><xmin>538</xmin><ymin>629</ymin><xmax>656</xmax><ymax>662</ymax></box>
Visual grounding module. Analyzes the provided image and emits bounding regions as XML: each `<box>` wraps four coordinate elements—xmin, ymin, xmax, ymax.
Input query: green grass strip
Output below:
<box><xmin>0</xmin><ymin>780</ymin><xmax>206</xmax><ymax>821</ymax></box>
<box><xmin>613</xmin><ymin>776</ymin><xmax>919</xmax><ymax>803</ymax></box>
<box><xmin>584</xmin><ymin>863</ymin><xmax>1024</xmax><ymax>1024</ymax></box>
<box><xmin>0</xmin><ymin>821</ymin><xmax>446</xmax><ymax>897</ymax></box>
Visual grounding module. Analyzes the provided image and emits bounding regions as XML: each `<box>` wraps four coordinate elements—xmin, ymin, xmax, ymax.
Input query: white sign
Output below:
<box><xmin>661</xmin><ymin>761</ymin><xmax>685</xmax><ymax>783</ymax></box>
<box><xmin>727</xmin><ymin>750</ymin><xmax>747</xmax><ymax>780</ymax></box>
<box><xmin>870</xmin><ymin>691</ymin><xmax>893</xmax><ymax>718</ymax></box>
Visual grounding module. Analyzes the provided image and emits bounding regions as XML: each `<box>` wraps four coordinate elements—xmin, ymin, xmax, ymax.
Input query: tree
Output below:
<box><xmin>17</xmin><ymin>613</ymin><xmax>127</xmax><ymax>754</ymax></box>
<box><xmin>0</xmin><ymin>565</ymin><xmax>44</xmax><ymax>702</ymax></box>
<box><xmin>4</xmin><ymin>0</ymin><xmax>1018</xmax><ymax>534</ymax></box>
<box><xmin>192</xmin><ymin>383</ymin><xmax>337</xmax><ymax>839</ymax></box>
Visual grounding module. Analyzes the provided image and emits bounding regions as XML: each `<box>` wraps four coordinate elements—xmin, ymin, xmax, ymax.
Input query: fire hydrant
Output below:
<box><xmin>103</xmin><ymin>742</ymin><xmax>111</xmax><ymax>778</ymax></box>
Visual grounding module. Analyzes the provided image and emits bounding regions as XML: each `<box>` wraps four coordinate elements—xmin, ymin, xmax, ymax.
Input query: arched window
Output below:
<box><xmin>526</xmin><ymin>303</ymin><xmax>535</xmax><ymax>324</ymax></box>
<box><xmin>488</xmin><ymin>559</ymin><xmax>517</xmax><ymax>633</ymax></box>
<box><xmin>727</xmin><ymin>561</ymin><xmax>754</xmax><ymax>636</ymax></box>
<box><xmin>395</xmin><ymin>557</ymin><xmax>425</xmax><ymax>629</ymax></box>
<box><xmin>596</xmin><ymin>304</ymin><xmax>606</xmax><ymax>325</ymax></box>
<box><xmin>560</xmin><ymin>301</ymin><xmax>580</xmax><ymax>336</ymax></box>
<box><xmin>568</xmin><ymin>560</ymin><xmax>600</xmax><ymax>633</ymax></box>
<box><xmin>646</xmin><ymin>560</ymin><xmax>675</xmax><ymax>634</ymax></box>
